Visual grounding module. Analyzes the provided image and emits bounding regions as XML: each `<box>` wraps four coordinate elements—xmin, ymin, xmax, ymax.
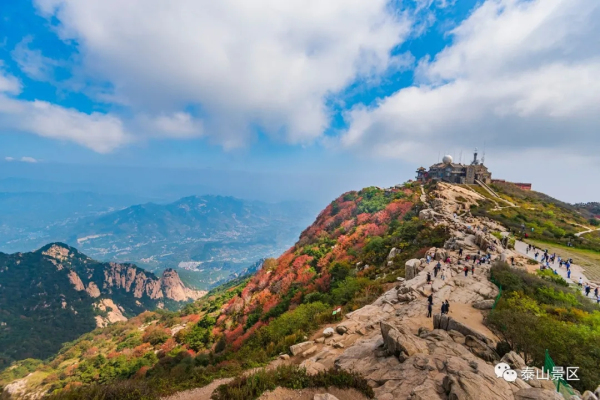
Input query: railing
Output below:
<box><xmin>544</xmin><ymin>349</ymin><xmax>576</xmax><ymax>396</ymax></box>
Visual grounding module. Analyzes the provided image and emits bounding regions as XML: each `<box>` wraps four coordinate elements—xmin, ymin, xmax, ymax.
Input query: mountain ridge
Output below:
<box><xmin>0</xmin><ymin>242</ymin><xmax>205</xmax><ymax>370</ymax></box>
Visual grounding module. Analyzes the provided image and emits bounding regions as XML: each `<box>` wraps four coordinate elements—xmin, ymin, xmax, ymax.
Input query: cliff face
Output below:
<box><xmin>40</xmin><ymin>243</ymin><xmax>206</xmax><ymax>304</ymax></box>
<box><xmin>0</xmin><ymin>243</ymin><xmax>206</xmax><ymax>369</ymax></box>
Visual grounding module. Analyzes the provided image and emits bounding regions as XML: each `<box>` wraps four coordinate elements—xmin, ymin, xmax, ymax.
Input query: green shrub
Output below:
<box><xmin>211</xmin><ymin>365</ymin><xmax>374</xmax><ymax>400</ymax></box>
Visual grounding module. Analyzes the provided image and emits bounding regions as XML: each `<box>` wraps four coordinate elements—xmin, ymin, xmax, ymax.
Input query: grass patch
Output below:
<box><xmin>211</xmin><ymin>365</ymin><xmax>374</xmax><ymax>400</ymax></box>
<box><xmin>45</xmin><ymin>380</ymin><xmax>158</xmax><ymax>400</ymax></box>
<box><xmin>526</xmin><ymin>239</ymin><xmax>600</xmax><ymax>282</ymax></box>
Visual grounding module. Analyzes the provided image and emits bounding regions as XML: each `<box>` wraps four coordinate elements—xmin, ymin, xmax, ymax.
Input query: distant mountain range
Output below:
<box><xmin>0</xmin><ymin>193</ymin><xmax>318</xmax><ymax>289</ymax></box>
<box><xmin>0</xmin><ymin>243</ymin><xmax>204</xmax><ymax>369</ymax></box>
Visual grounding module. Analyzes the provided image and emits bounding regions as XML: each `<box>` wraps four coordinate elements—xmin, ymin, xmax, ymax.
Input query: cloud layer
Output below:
<box><xmin>34</xmin><ymin>0</ymin><xmax>412</xmax><ymax>149</ymax></box>
<box><xmin>341</xmin><ymin>0</ymin><xmax>600</xmax><ymax>160</ymax></box>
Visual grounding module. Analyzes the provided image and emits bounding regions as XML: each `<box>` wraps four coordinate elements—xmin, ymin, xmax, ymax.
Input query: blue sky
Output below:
<box><xmin>0</xmin><ymin>0</ymin><xmax>599</xmax><ymax>204</ymax></box>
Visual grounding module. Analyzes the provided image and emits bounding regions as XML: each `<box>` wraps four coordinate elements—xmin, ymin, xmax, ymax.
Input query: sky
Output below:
<box><xmin>0</xmin><ymin>0</ymin><xmax>598</xmax><ymax>205</ymax></box>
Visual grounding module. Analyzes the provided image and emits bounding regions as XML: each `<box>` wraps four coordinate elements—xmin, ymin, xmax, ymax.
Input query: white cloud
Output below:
<box><xmin>0</xmin><ymin>69</ymin><xmax>130</xmax><ymax>153</ymax></box>
<box><xmin>341</xmin><ymin>0</ymin><xmax>600</xmax><ymax>161</ymax></box>
<box><xmin>11</xmin><ymin>36</ymin><xmax>62</xmax><ymax>82</ymax></box>
<box><xmin>138</xmin><ymin>112</ymin><xmax>203</xmax><ymax>139</ymax></box>
<box><xmin>34</xmin><ymin>0</ymin><xmax>412</xmax><ymax>147</ymax></box>
<box><xmin>20</xmin><ymin>156</ymin><xmax>38</xmax><ymax>163</ymax></box>
<box><xmin>4</xmin><ymin>156</ymin><xmax>14</xmax><ymax>161</ymax></box>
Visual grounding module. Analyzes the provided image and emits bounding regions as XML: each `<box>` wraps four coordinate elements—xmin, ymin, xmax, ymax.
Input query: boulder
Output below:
<box><xmin>434</xmin><ymin>249</ymin><xmax>447</xmax><ymax>261</ymax></box>
<box><xmin>464</xmin><ymin>335</ymin><xmax>499</xmax><ymax>362</ymax></box>
<box><xmin>595</xmin><ymin>385</ymin><xmax>600</xmax><ymax>399</ymax></box>
<box><xmin>335</xmin><ymin>325</ymin><xmax>348</xmax><ymax>335</ymax></box>
<box><xmin>387</xmin><ymin>247</ymin><xmax>400</xmax><ymax>260</ymax></box>
<box><xmin>472</xmin><ymin>299</ymin><xmax>495</xmax><ymax>310</ymax></box>
<box><xmin>314</xmin><ymin>394</ymin><xmax>339</xmax><ymax>400</ymax></box>
<box><xmin>500</xmin><ymin>351</ymin><xmax>526</xmax><ymax>370</ymax></box>
<box><xmin>279</xmin><ymin>354</ymin><xmax>290</xmax><ymax>360</ymax></box>
<box><xmin>433</xmin><ymin>313</ymin><xmax>493</xmax><ymax>345</ymax></box>
<box><xmin>301</xmin><ymin>359</ymin><xmax>327</xmax><ymax>375</ymax></box>
<box><xmin>514</xmin><ymin>388</ymin><xmax>564</xmax><ymax>400</ymax></box>
<box><xmin>289</xmin><ymin>341</ymin><xmax>314</xmax><ymax>356</ymax></box>
<box><xmin>405</xmin><ymin>259</ymin><xmax>421</xmax><ymax>280</ymax></box>
<box><xmin>302</xmin><ymin>345</ymin><xmax>318</xmax><ymax>357</ymax></box>
<box><xmin>380</xmin><ymin>321</ymin><xmax>429</xmax><ymax>362</ymax></box>
<box><xmin>583</xmin><ymin>391</ymin><xmax>599</xmax><ymax>400</ymax></box>
<box><xmin>323</xmin><ymin>327</ymin><xmax>335</xmax><ymax>338</ymax></box>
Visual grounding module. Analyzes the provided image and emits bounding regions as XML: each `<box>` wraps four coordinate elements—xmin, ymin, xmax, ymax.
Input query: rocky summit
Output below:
<box><xmin>286</xmin><ymin>183</ymin><xmax>588</xmax><ymax>400</ymax></box>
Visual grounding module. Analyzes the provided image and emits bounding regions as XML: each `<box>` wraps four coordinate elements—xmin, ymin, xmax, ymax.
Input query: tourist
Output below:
<box><xmin>445</xmin><ymin>300</ymin><xmax>450</xmax><ymax>314</ymax></box>
<box><xmin>471</xmin><ymin>265</ymin><xmax>475</xmax><ymax>275</ymax></box>
<box><xmin>585</xmin><ymin>285</ymin><xmax>591</xmax><ymax>297</ymax></box>
<box><xmin>464</xmin><ymin>266</ymin><xmax>469</xmax><ymax>277</ymax></box>
<box><xmin>441</xmin><ymin>268</ymin><xmax>446</xmax><ymax>281</ymax></box>
<box><xmin>427</xmin><ymin>302</ymin><xmax>433</xmax><ymax>318</ymax></box>
<box><xmin>427</xmin><ymin>272</ymin><xmax>432</xmax><ymax>284</ymax></box>
<box><xmin>595</xmin><ymin>287</ymin><xmax>598</xmax><ymax>298</ymax></box>
<box><xmin>440</xmin><ymin>302</ymin><xmax>446</xmax><ymax>315</ymax></box>
<box><xmin>578</xmin><ymin>277</ymin><xmax>583</xmax><ymax>287</ymax></box>
<box><xmin>597</xmin><ymin>294</ymin><xmax>600</xmax><ymax>305</ymax></box>
<box><xmin>427</xmin><ymin>294</ymin><xmax>433</xmax><ymax>305</ymax></box>
<box><xmin>459</xmin><ymin>248</ymin><xmax>463</xmax><ymax>257</ymax></box>
<box><xmin>535</xmin><ymin>252</ymin><xmax>539</xmax><ymax>260</ymax></box>
<box><xmin>567</xmin><ymin>269</ymin><xmax>571</xmax><ymax>279</ymax></box>
<box><xmin>434</xmin><ymin>265</ymin><xmax>439</xmax><ymax>278</ymax></box>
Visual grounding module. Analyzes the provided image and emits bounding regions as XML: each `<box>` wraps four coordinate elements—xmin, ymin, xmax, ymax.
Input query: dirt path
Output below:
<box><xmin>513</xmin><ymin>240</ymin><xmax>598</xmax><ymax>299</ymax></box>
<box><xmin>259</xmin><ymin>387</ymin><xmax>368</xmax><ymax>400</ymax></box>
<box><xmin>161</xmin><ymin>378</ymin><xmax>234</xmax><ymax>400</ymax></box>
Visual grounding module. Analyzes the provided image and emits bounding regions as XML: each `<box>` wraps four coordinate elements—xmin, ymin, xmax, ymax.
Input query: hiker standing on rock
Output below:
<box><xmin>427</xmin><ymin>272</ymin><xmax>432</xmax><ymax>284</ymax></box>
<box><xmin>459</xmin><ymin>248</ymin><xmax>463</xmax><ymax>257</ymax></box>
<box><xmin>441</xmin><ymin>268</ymin><xmax>446</xmax><ymax>281</ymax></box>
<box><xmin>578</xmin><ymin>277</ymin><xmax>583</xmax><ymax>287</ymax></box>
<box><xmin>567</xmin><ymin>269</ymin><xmax>571</xmax><ymax>279</ymax></box>
<box><xmin>471</xmin><ymin>264</ymin><xmax>475</xmax><ymax>275</ymax></box>
<box><xmin>464</xmin><ymin>266</ymin><xmax>469</xmax><ymax>277</ymax></box>
<box><xmin>427</xmin><ymin>302</ymin><xmax>433</xmax><ymax>318</ymax></box>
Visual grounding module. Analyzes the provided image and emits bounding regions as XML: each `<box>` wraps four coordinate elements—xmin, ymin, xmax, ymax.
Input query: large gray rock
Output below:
<box><xmin>595</xmin><ymin>385</ymin><xmax>600</xmax><ymax>399</ymax></box>
<box><xmin>500</xmin><ymin>351</ymin><xmax>527</xmax><ymax>370</ymax></box>
<box><xmin>433</xmin><ymin>313</ymin><xmax>493</xmax><ymax>345</ymax></box>
<box><xmin>583</xmin><ymin>391</ymin><xmax>599</xmax><ymax>400</ymax></box>
<box><xmin>314</xmin><ymin>394</ymin><xmax>339</xmax><ymax>400</ymax></box>
<box><xmin>380</xmin><ymin>321</ymin><xmax>429</xmax><ymax>362</ymax></box>
<box><xmin>289</xmin><ymin>341</ymin><xmax>314</xmax><ymax>356</ymax></box>
<box><xmin>322</xmin><ymin>327</ymin><xmax>335</xmax><ymax>338</ymax></box>
<box><xmin>472</xmin><ymin>299</ymin><xmax>495</xmax><ymax>310</ymax></box>
<box><xmin>387</xmin><ymin>247</ymin><xmax>400</xmax><ymax>260</ymax></box>
<box><xmin>514</xmin><ymin>388</ymin><xmax>564</xmax><ymax>400</ymax></box>
<box><xmin>464</xmin><ymin>335</ymin><xmax>499</xmax><ymax>362</ymax></box>
<box><xmin>405</xmin><ymin>259</ymin><xmax>421</xmax><ymax>280</ymax></box>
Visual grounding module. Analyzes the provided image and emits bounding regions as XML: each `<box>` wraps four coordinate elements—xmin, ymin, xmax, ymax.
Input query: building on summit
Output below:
<box><xmin>416</xmin><ymin>150</ymin><xmax>492</xmax><ymax>185</ymax></box>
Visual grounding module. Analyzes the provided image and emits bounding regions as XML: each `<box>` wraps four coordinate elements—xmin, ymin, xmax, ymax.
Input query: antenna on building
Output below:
<box><xmin>459</xmin><ymin>150</ymin><xmax>463</xmax><ymax>164</ymax></box>
<box><xmin>482</xmin><ymin>141</ymin><xmax>486</xmax><ymax>165</ymax></box>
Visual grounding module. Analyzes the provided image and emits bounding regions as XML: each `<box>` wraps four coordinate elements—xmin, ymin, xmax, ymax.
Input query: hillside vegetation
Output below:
<box><xmin>489</xmin><ymin>263</ymin><xmax>600</xmax><ymax>392</ymax></box>
<box><xmin>471</xmin><ymin>182</ymin><xmax>600</xmax><ymax>251</ymax></box>
<box><xmin>1</xmin><ymin>183</ymin><xmax>452</xmax><ymax>398</ymax></box>
<box><xmin>0</xmin><ymin>244</ymin><xmax>201</xmax><ymax>372</ymax></box>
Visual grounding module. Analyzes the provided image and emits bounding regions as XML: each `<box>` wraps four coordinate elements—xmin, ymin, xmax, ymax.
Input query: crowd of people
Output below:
<box><xmin>424</xmin><ymin>247</ymin><xmax>494</xmax><ymax>318</ymax></box>
<box><xmin>525</xmin><ymin>244</ymin><xmax>600</xmax><ymax>304</ymax></box>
